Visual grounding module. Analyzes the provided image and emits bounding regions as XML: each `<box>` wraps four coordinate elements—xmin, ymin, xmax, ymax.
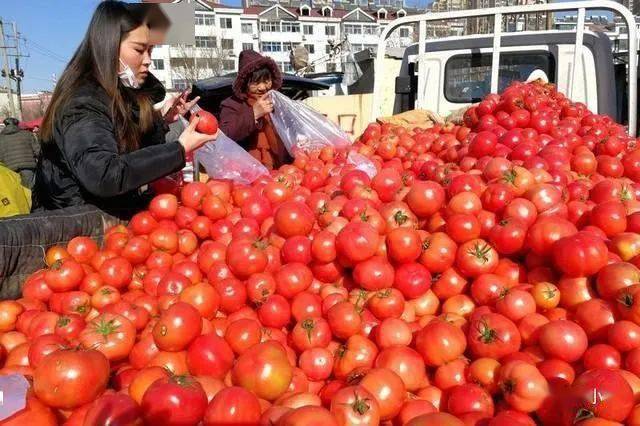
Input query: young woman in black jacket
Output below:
<box><xmin>35</xmin><ymin>2</ymin><xmax>216</xmax><ymax>217</ymax></box>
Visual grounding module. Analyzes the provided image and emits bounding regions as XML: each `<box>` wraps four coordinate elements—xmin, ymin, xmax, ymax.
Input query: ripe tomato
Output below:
<box><xmin>225</xmin><ymin>237</ymin><xmax>268</xmax><ymax>279</ymax></box>
<box><xmin>330</xmin><ymin>385</ymin><xmax>380</xmax><ymax>426</ymax></box>
<box><xmin>231</xmin><ymin>341</ymin><xmax>293</xmax><ymax>401</ymax></box>
<box><xmin>33</xmin><ymin>349</ymin><xmax>110</xmax><ymax>409</ymax></box>
<box><xmin>140</xmin><ymin>374</ymin><xmax>208</xmax><ymax>426</ymax></box>
<box><xmin>359</xmin><ymin>367</ymin><xmax>406</xmax><ymax>420</ymax></box>
<box><xmin>153</xmin><ymin>302</ymin><xmax>202</xmax><ymax>352</ymax></box>
<box><xmin>79</xmin><ymin>313</ymin><xmax>136</xmax><ymax>361</ymax></box>
<box><xmin>415</xmin><ymin>319</ymin><xmax>467</xmax><ymax>367</ymax></box>
<box><xmin>447</xmin><ymin>383</ymin><xmax>495</xmax><ymax>417</ymax></box>
<box><xmin>374</xmin><ymin>346</ymin><xmax>428</xmax><ymax>391</ymax></box>
<box><xmin>456</xmin><ymin>239</ymin><xmax>499</xmax><ymax>278</ymax></box>
<box><xmin>552</xmin><ymin>232</ymin><xmax>608</xmax><ymax>277</ymax></box>
<box><xmin>562</xmin><ymin>368</ymin><xmax>634</xmax><ymax>423</ymax></box>
<box><xmin>274</xmin><ymin>201</ymin><xmax>315</xmax><ymax>238</ymax></box>
<box><xmin>186</xmin><ymin>333</ymin><xmax>234</xmax><ymax>379</ymax></box>
<box><xmin>406</xmin><ymin>181</ymin><xmax>446</xmax><ymax>218</ymax></box>
<box><xmin>335</xmin><ymin>222</ymin><xmax>380</xmax><ymax>266</ymax></box>
<box><xmin>84</xmin><ymin>393</ymin><xmax>142</xmax><ymax>426</ymax></box>
<box><xmin>203</xmin><ymin>386</ymin><xmax>261</xmax><ymax>425</ymax></box>
<box><xmin>44</xmin><ymin>259</ymin><xmax>84</xmax><ymax>292</ymax></box>
<box><xmin>538</xmin><ymin>320</ymin><xmax>588</xmax><ymax>362</ymax></box>
<box><xmin>468</xmin><ymin>312</ymin><xmax>521</xmax><ymax>359</ymax></box>
<box><xmin>498</xmin><ymin>360</ymin><xmax>549</xmax><ymax>412</ymax></box>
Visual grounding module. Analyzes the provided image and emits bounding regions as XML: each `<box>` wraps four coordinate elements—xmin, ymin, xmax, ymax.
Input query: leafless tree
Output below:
<box><xmin>169</xmin><ymin>29</ymin><xmax>233</xmax><ymax>86</ymax></box>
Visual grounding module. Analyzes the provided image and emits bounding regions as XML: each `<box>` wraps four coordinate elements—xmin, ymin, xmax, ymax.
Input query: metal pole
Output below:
<box><xmin>0</xmin><ymin>19</ymin><xmax>15</xmax><ymax>118</ymax></box>
<box><xmin>12</xmin><ymin>22</ymin><xmax>21</xmax><ymax>119</ymax></box>
<box><xmin>569</xmin><ymin>8</ymin><xmax>585</xmax><ymax>100</ymax></box>
<box><xmin>490</xmin><ymin>12</ymin><xmax>502</xmax><ymax>94</ymax></box>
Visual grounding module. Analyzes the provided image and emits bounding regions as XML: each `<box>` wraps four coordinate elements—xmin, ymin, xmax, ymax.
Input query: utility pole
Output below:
<box><xmin>0</xmin><ymin>19</ymin><xmax>15</xmax><ymax>118</ymax></box>
<box><xmin>12</xmin><ymin>22</ymin><xmax>22</xmax><ymax>118</ymax></box>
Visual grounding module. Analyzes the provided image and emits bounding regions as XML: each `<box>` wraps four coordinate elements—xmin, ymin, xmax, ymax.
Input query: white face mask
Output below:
<box><xmin>118</xmin><ymin>58</ymin><xmax>140</xmax><ymax>89</ymax></box>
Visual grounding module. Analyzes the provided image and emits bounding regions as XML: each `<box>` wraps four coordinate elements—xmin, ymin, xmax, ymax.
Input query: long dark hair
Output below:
<box><xmin>41</xmin><ymin>1</ymin><xmax>161</xmax><ymax>152</ymax></box>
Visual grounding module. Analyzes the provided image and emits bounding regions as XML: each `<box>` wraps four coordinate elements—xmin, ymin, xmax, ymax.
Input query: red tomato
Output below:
<box><xmin>79</xmin><ymin>313</ymin><xmax>136</xmax><ymax>361</ymax></box>
<box><xmin>186</xmin><ymin>333</ymin><xmax>234</xmax><ymax>379</ymax></box>
<box><xmin>190</xmin><ymin>109</ymin><xmax>218</xmax><ymax>134</ymax></box>
<box><xmin>231</xmin><ymin>341</ymin><xmax>293</xmax><ymax>401</ymax></box>
<box><xmin>33</xmin><ymin>349</ymin><xmax>110</xmax><ymax>409</ymax></box>
<box><xmin>140</xmin><ymin>374</ymin><xmax>208</xmax><ymax>426</ymax></box>
<box><xmin>497</xmin><ymin>360</ymin><xmax>549</xmax><ymax>412</ymax></box>
<box><xmin>415</xmin><ymin>319</ymin><xmax>467</xmax><ymax>367</ymax></box>
<box><xmin>203</xmin><ymin>386</ymin><xmax>261</xmax><ymax>425</ymax></box>
<box><xmin>330</xmin><ymin>385</ymin><xmax>380</xmax><ymax>426</ymax></box>
<box><xmin>467</xmin><ymin>312</ymin><xmax>521</xmax><ymax>359</ymax></box>
<box><xmin>152</xmin><ymin>302</ymin><xmax>202</xmax><ymax>351</ymax></box>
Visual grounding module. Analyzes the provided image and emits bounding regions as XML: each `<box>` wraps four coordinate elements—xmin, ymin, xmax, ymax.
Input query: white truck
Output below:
<box><xmin>369</xmin><ymin>0</ymin><xmax>638</xmax><ymax>135</ymax></box>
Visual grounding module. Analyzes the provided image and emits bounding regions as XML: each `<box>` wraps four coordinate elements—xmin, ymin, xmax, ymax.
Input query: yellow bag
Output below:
<box><xmin>0</xmin><ymin>164</ymin><xmax>32</xmax><ymax>218</ymax></box>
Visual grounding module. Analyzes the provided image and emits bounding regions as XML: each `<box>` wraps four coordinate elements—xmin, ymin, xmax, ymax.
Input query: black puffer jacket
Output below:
<box><xmin>0</xmin><ymin>123</ymin><xmax>39</xmax><ymax>171</ymax></box>
<box><xmin>35</xmin><ymin>74</ymin><xmax>185</xmax><ymax>217</ymax></box>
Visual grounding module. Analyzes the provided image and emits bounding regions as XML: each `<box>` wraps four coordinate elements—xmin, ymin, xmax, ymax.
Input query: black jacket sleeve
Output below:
<box><xmin>219</xmin><ymin>97</ymin><xmax>258</xmax><ymax>145</ymax></box>
<box><xmin>58</xmin><ymin>101</ymin><xmax>186</xmax><ymax>199</ymax></box>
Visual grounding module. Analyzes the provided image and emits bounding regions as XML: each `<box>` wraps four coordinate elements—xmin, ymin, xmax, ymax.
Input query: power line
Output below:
<box><xmin>24</xmin><ymin>39</ymin><xmax>67</xmax><ymax>63</ymax></box>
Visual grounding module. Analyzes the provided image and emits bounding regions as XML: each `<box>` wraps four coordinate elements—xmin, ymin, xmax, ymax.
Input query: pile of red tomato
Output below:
<box><xmin>4</xmin><ymin>80</ymin><xmax>640</xmax><ymax>425</ymax></box>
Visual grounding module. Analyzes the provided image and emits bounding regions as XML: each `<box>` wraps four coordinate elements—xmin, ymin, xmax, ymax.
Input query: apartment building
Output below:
<box><xmin>148</xmin><ymin>0</ymin><xmax>417</xmax><ymax>90</ymax></box>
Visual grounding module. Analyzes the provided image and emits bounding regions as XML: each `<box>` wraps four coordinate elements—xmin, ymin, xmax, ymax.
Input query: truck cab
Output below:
<box><xmin>391</xmin><ymin>31</ymin><xmax>619</xmax><ymax>121</ymax></box>
<box><xmin>369</xmin><ymin>0</ymin><xmax>638</xmax><ymax>136</ymax></box>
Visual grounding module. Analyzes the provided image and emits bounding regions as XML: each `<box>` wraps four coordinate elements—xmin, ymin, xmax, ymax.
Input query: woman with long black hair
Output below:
<box><xmin>36</xmin><ymin>1</ymin><xmax>215</xmax><ymax>216</ymax></box>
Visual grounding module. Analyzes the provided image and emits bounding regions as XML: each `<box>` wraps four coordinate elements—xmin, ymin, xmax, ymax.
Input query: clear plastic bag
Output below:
<box><xmin>347</xmin><ymin>151</ymin><xmax>377</xmax><ymax>178</ymax></box>
<box><xmin>269</xmin><ymin>91</ymin><xmax>352</xmax><ymax>156</ymax></box>
<box><xmin>194</xmin><ymin>132</ymin><xmax>269</xmax><ymax>185</ymax></box>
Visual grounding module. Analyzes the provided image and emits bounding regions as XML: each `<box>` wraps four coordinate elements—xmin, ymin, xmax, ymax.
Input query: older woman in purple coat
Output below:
<box><xmin>219</xmin><ymin>50</ymin><xmax>291</xmax><ymax>170</ymax></box>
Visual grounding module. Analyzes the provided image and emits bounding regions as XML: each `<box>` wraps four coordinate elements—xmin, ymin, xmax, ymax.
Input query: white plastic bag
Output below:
<box><xmin>269</xmin><ymin>91</ymin><xmax>352</xmax><ymax>156</ymax></box>
<box><xmin>194</xmin><ymin>132</ymin><xmax>269</xmax><ymax>185</ymax></box>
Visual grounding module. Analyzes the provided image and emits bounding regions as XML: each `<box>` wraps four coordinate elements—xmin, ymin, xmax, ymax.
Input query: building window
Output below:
<box><xmin>399</xmin><ymin>28</ymin><xmax>409</xmax><ymax>38</ymax></box>
<box><xmin>326</xmin><ymin>63</ymin><xmax>337</xmax><ymax>72</ymax></box>
<box><xmin>221</xmin><ymin>39</ymin><xmax>234</xmax><ymax>50</ymax></box>
<box><xmin>303</xmin><ymin>25</ymin><xmax>314</xmax><ymax>35</ymax></box>
<box><xmin>344</xmin><ymin>24</ymin><xmax>362</xmax><ymax>35</ymax></box>
<box><xmin>304</xmin><ymin>44</ymin><xmax>315</xmax><ymax>54</ymax></box>
<box><xmin>260</xmin><ymin>41</ymin><xmax>282</xmax><ymax>52</ymax></box>
<box><xmin>241</xmin><ymin>23</ymin><xmax>253</xmax><ymax>34</ymax></box>
<box><xmin>282</xmin><ymin>22</ymin><xmax>300</xmax><ymax>32</ymax></box>
<box><xmin>397</xmin><ymin>10</ymin><xmax>406</xmax><ymax>18</ymax></box>
<box><xmin>195</xmin><ymin>13</ymin><xmax>215</xmax><ymax>26</ymax></box>
<box><xmin>220</xmin><ymin>18</ymin><xmax>232</xmax><ymax>29</ymax></box>
<box><xmin>363</xmin><ymin>25</ymin><xmax>377</xmax><ymax>35</ymax></box>
<box><xmin>195</xmin><ymin>36</ymin><xmax>216</xmax><ymax>48</ymax></box>
<box><xmin>325</xmin><ymin>25</ymin><xmax>336</xmax><ymax>36</ymax></box>
<box><xmin>242</xmin><ymin>43</ymin><xmax>254</xmax><ymax>51</ymax></box>
<box><xmin>351</xmin><ymin>44</ymin><xmax>363</xmax><ymax>52</ymax></box>
<box><xmin>326</xmin><ymin>44</ymin><xmax>332</xmax><ymax>54</ymax></box>
<box><xmin>260</xmin><ymin>21</ymin><xmax>280</xmax><ymax>32</ymax></box>
<box><xmin>172</xmin><ymin>79</ymin><xmax>189</xmax><ymax>91</ymax></box>
<box><xmin>152</xmin><ymin>59</ymin><xmax>165</xmax><ymax>70</ymax></box>
<box><xmin>223</xmin><ymin>59</ymin><xmax>235</xmax><ymax>71</ymax></box>
<box><xmin>378</xmin><ymin>9</ymin><xmax>387</xmax><ymax>20</ymax></box>
<box><xmin>300</xmin><ymin>5</ymin><xmax>310</xmax><ymax>16</ymax></box>
<box><xmin>322</xmin><ymin>7</ymin><xmax>332</xmax><ymax>17</ymax></box>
